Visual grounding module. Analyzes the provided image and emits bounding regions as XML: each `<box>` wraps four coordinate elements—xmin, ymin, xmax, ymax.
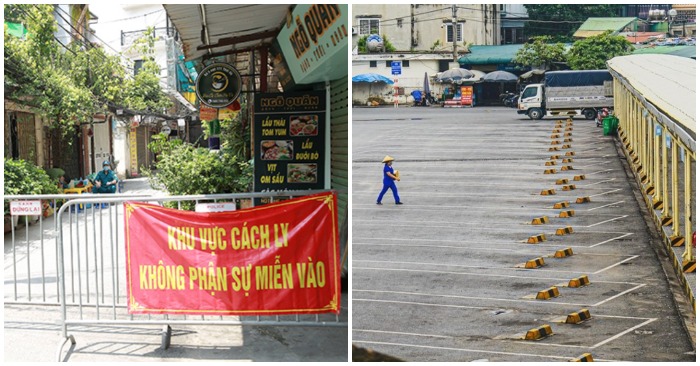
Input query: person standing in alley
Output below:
<box><xmin>376</xmin><ymin>155</ymin><xmax>402</xmax><ymax>205</ymax></box>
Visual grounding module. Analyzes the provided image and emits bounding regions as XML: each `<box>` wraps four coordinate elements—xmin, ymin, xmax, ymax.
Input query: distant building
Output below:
<box><xmin>500</xmin><ymin>4</ymin><xmax>528</xmax><ymax>44</ymax></box>
<box><xmin>352</xmin><ymin>4</ymin><xmax>500</xmax><ymax>105</ymax></box>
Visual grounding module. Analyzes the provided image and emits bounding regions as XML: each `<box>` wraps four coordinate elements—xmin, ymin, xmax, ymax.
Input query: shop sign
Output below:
<box><xmin>218</xmin><ymin>100</ymin><xmax>242</xmax><ymax>121</ymax></box>
<box><xmin>195</xmin><ymin>63</ymin><xmax>242</xmax><ymax>108</ymax></box>
<box><xmin>200</xmin><ymin>105</ymin><xmax>218</xmax><ymax>122</ymax></box>
<box><xmin>461</xmin><ymin>86</ymin><xmax>474</xmax><ymax>106</ymax></box>
<box><xmin>254</xmin><ymin>91</ymin><xmax>326</xmax><ymax>197</ymax></box>
<box><xmin>276</xmin><ymin>4</ymin><xmax>348</xmax><ymax>85</ymax></box>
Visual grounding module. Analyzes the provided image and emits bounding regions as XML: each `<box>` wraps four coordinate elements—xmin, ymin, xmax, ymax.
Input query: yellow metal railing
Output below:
<box><xmin>613</xmin><ymin>77</ymin><xmax>696</xmax><ymax>276</ymax></box>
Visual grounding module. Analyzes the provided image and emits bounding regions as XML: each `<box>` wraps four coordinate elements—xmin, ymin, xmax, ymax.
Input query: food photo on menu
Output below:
<box><xmin>287</xmin><ymin>163</ymin><xmax>317</xmax><ymax>184</ymax></box>
<box><xmin>290</xmin><ymin>115</ymin><xmax>319</xmax><ymax>136</ymax></box>
<box><xmin>261</xmin><ymin>140</ymin><xmax>294</xmax><ymax>160</ymax></box>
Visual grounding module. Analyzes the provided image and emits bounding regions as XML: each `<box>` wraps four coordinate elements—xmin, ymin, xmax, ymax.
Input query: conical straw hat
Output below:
<box><xmin>382</xmin><ymin>155</ymin><xmax>394</xmax><ymax>163</ymax></box>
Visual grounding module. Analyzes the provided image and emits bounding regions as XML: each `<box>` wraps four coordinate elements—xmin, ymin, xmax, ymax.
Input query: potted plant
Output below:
<box><xmin>4</xmin><ymin>158</ymin><xmax>60</xmax><ymax>232</ymax></box>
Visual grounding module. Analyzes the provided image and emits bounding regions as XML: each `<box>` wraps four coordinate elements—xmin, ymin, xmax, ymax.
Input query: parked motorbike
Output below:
<box><xmin>596</xmin><ymin>107</ymin><xmax>610</xmax><ymax>127</ymax></box>
<box><xmin>499</xmin><ymin>92</ymin><xmax>518</xmax><ymax>108</ymax></box>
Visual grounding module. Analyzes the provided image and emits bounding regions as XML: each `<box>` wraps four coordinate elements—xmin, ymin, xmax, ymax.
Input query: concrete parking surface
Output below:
<box><xmin>352</xmin><ymin>106</ymin><xmax>695</xmax><ymax>362</ymax></box>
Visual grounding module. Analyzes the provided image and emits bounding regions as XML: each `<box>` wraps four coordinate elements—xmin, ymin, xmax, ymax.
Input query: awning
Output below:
<box><xmin>633</xmin><ymin>45</ymin><xmax>696</xmax><ymax>59</ymax></box>
<box><xmin>458</xmin><ymin>44</ymin><xmax>524</xmax><ymax>66</ymax></box>
<box><xmin>163</xmin><ymin>5</ymin><xmax>290</xmax><ymax>62</ymax></box>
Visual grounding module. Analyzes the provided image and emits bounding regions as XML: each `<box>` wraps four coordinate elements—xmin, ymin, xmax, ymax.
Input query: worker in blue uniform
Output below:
<box><xmin>376</xmin><ymin>155</ymin><xmax>403</xmax><ymax>205</ymax></box>
<box><xmin>94</xmin><ymin>160</ymin><xmax>118</xmax><ymax>194</ymax></box>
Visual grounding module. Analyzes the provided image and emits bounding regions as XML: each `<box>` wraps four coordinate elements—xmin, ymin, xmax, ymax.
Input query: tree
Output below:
<box><xmin>513</xmin><ymin>36</ymin><xmax>567</xmax><ymax>70</ymax></box>
<box><xmin>4</xmin><ymin>4</ymin><xmax>172</xmax><ymax>137</ymax></box>
<box><xmin>567</xmin><ymin>31</ymin><xmax>634</xmax><ymax>70</ymax></box>
<box><xmin>524</xmin><ymin>5</ymin><xmax>622</xmax><ymax>42</ymax></box>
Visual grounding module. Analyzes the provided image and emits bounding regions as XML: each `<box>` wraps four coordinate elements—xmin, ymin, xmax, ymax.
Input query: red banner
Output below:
<box><xmin>124</xmin><ymin>192</ymin><xmax>340</xmax><ymax>315</ymax></box>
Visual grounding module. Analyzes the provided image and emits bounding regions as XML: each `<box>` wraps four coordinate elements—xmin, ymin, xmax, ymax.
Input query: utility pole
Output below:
<box><xmin>452</xmin><ymin>4</ymin><xmax>457</xmax><ymax>62</ymax></box>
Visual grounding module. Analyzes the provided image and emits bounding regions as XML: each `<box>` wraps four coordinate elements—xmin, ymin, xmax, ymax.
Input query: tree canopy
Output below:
<box><xmin>567</xmin><ymin>31</ymin><xmax>634</xmax><ymax>70</ymax></box>
<box><xmin>524</xmin><ymin>5</ymin><xmax>622</xmax><ymax>42</ymax></box>
<box><xmin>513</xmin><ymin>36</ymin><xmax>567</xmax><ymax>70</ymax></box>
<box><xmin>4</xmin><ymin>4</ymin><xmax>172</xmax><ymax>137</ymax></box>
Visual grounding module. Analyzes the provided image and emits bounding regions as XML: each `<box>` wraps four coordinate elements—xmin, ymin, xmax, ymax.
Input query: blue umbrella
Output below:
<box><xmin>352</xmin><ymin>73</ymin><xmax>394</xmax><ymax>84</ymax></box>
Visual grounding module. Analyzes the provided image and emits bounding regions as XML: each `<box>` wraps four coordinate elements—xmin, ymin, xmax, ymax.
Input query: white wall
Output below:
<box><xmin>352</xmin><ymin>57</ymin><xmax>445</xmax><ymax>104</ymax></box>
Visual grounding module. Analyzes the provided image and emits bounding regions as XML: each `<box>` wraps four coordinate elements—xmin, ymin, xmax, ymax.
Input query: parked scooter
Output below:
<box><xmin>596</xmin><ymin>107</ymin><xmax>611</xmax><ymax>127</ymax></box>
<box><xmin>499</xmin><ymin>92</ymin><xmax>517</xmax><ymax>108</ymax></box>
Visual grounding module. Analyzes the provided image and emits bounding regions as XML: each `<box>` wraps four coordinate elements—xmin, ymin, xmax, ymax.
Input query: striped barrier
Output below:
<box><xmin>567</xmin><ymin>275</ymin><xmax>590</xmax><ymax>288</ymax></box>
<box><xmin>569</xmin><ymin>353</ymin><xmax>594</xmax><ymax>362</ymax></box>
<box><xmin>556</xmin><ymin>226</ymin><xmax>574</xmax><ymax>236</ymax></box>
<box><xmin>555</xmin><ymin>179</ymin><xmax>569</xmax><ymax>185</ymax></box>
<box><xmin>576</xmin><ymin>197</ymin><xmax>591</xmax><ymax>204</ymax></box>
<box><xmin>536</xmin><ymin>287</ymin><xmax>560</xmax><ymax>300</ymax></box>
<box><xmin>553</xmin><ymin>201</ymin><xmax>570</xmax><ymax>209</ymax></box>
<box><xmin>562</xmin><ymin>185</ymin><xmax>577</xmax><ymax>191</ymax></box>
<box><xmin>525</xmin><ymin>257</ymin><xmax>546</xmax><ymax>268</ymax></box>
<box><xmin>559</xmin><ymin>210</ymin><xmax>575</xmax><ymax>218</ymax></box>
<box><xmin>554</xmin><ymin>248</ymin><xmax>574</xmax><ymax>258</ymax></box>
<box><xmin>524</xmin><ymin>325</ymin><xmax>553</xmax><ymax>340</ymax></box>
<box><xmin>573</xmin><ymin>175</ymin><xmax>586</xmax><ymax>181</ymax></box>
<box><xmin>541</xmin><ymin>189</ymin><xmax>556</xmax><ymax>195</ymax></box>
<box><xmin>528</xmin><ymin>234</ymin><xmax>547</xmax><ymax>244</ymax></box>
<box><xmin>544</xmin><ymin>169</ymin><xmax>557</xmax><ymax>174</ymax></box>
<box><xmin>566</xmin><ymin>309</ymin><xmax>592</xmax><ymax>324</ymax></box>
<box><xmin>531</xmin><ymin>216</ymin><xmax>550</xmax><ymax>225</ymax></box>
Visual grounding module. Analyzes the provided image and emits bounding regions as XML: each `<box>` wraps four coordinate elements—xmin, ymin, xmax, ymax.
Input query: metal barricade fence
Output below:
<box><xmin>4</xmin><ymin>191</ymin><xmax>347</xmax><ymax>361</ymax></box>
<box><xmin>612</xmin><ymin>75</ymin><xmax>696</xmax><ymax>309</ymax></box>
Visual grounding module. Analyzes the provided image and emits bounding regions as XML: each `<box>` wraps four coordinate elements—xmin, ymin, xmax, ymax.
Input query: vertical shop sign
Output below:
<box><xmin>461</xmin><ymin>86</ymin><xmax>473</xmax><ymax>106</ymax></box>
<box><xmin>129</xmin><ymin>124</ymin><xmax>138</xmax><ymax>176</ymax></box>
<box><xmin>254</xmin><ymin>91</ymin><xmax>326</xmax><ymax>197</ymax></box>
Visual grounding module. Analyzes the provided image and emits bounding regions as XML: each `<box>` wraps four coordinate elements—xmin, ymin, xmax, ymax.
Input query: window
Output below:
<box><xmin>521</xmin><ymin>86</ymin><xmax>538</xmax><ymax>99</ymax></box>
<box><xmin>446</xmin><ymin>23</ymin><xmax>463</xmax><ymax>43</ymax></box>
<box><xmin>385</xmin><ymin>60</ymin><xmax>392</xmax><ymax>67</ymax></box>
<box><xmin>438</xmin><ymin>60</ymin><xmax>450</xmax><ymax>72</ymax></box>
<box><xmin>402</xmin><ymin>60</ymin><xmax>409</xmax><ymax>67</ymax></box>
<box><xmin>369</xmin><ymin>61</ymin><xmax>377</xmax><ymax>68</ymax></box>
<box><xmin>134</xmin><ymin>59</ymin><xmax>144</xmax><ymax>76</ymax></box>
<box><xmin>397</xmin><ymin>18</ymin><xmax>403</xmax><ymax>28</ymax></box>
<box><xmin>359</xmin><ymin>18</ymin><xmax>380</xmax><ymax>35</ymax></box>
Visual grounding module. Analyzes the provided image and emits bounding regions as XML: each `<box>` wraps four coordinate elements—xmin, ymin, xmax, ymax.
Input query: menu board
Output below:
<box><xmin>254</xmin><ymin>90</ymin><xmax>326</xmax><ymax>196</ymax></box>
<box><xmin>461</xmin><ymin>86</ymin><xmax>473</xmax><ymax>106</ymax></box>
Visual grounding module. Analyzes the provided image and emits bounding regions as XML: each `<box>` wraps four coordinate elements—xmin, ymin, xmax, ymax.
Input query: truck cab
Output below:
<box><xmin>517</xmin><ymin>84</ymin><xmax>544</xmax><ymax>120</ymax></box>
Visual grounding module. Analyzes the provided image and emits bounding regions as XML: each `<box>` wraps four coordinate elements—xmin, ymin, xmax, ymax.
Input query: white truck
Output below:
<box><xmin>517</xmin><ymin>70</ymin><xmax>614</xmax><ymax>120</ymax></box>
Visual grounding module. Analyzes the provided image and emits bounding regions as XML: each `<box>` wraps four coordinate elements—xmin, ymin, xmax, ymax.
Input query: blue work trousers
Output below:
<box><xmin>377</xmin><ymin>181</ymin><xmax>400</xmax><ymax>203</ymax></box>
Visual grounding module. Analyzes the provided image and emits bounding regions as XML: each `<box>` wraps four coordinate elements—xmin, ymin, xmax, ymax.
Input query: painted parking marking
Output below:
<box><xmin>581</xmin><ymin>178</ymin><xmax>616</xmax><ymax>186</ymax></box>
<box><xmin>586</xmin><ymin>201</ymin><xmax>625</xmax><ymax>211</ymax></box>
<box><xmin>355</xmin><ymin>297</ymin><xmax>656</xmax><ymax>352</ymax></box>
<box><xmin>587</xmin><ymin>168</ymin><xmax>616</xmax><ymax>175</ymax></box>
<box><xmin>354</xmin><ymin>258</ymin><xmax>641</xmax><ymax>277</ymax></box>
<box><xmin>354</xmin><ymin>232</ymin><xmax>635</xmax><ymax>249</ymax></box>
<box><xmin>354</xmin><ymin>269</ymin><xmax>645</xmax><ymax>304</ymax></box>
<box><xmin>352</xmin><ymin>340</ymin><xmax>611</xmax><ymax>361</ymax></box>
<box><xmin>355</xmin><ymin>328</ymin><xmax>455</xmax><ymax>339</ymax></box>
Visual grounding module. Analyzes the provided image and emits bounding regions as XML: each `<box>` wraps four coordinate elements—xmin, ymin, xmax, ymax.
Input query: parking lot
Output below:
<box><xmin>351</xmin><ymin>106</ymin><xmax>695</xmax><ymax>362</ymax></box>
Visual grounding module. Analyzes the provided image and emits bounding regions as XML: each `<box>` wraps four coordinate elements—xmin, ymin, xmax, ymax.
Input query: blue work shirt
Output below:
<box><xmin>95</xmin><ymin>169</ymin><xmax>117</xmax><ymax>187</ymax></box>
<box><xmin>383</xmin><ymin>164</ymin><xmax>395</xmax><ymax>185</ymax></box>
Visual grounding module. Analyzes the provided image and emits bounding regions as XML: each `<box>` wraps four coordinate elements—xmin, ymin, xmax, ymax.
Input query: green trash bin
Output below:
<box><xmin>603</xmin><ymin>116</ymin><xmax>618</xmax><ymax>136</ymax></box>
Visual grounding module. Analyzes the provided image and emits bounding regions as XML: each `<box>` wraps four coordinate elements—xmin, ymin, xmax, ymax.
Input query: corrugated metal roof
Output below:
<box><xmin>607</xmin><ymin>54</ymin><xmax>695</xmax><ymax>134</ymax></box>
<box><xmin>633</xmin><ymin>45</ymin><xmax>696</xmax><ymax>59</ymax></box>
<box><xmin>573</xmin><ymin>17</ymin><xmax>637</xmax><ymax>38</ymax></box>
<box><xmin>163</xmin><ymin>4</ymin><xmax>290</xmax><ymax>61</ymax></box>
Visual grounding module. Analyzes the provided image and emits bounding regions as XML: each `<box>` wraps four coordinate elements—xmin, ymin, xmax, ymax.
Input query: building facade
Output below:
<box><xmin>352</xmin><ymin>4</ymin><xmax>500</xmax><ymax>105</ymax></box>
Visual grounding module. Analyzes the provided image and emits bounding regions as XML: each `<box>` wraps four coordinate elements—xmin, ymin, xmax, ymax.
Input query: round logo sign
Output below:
<box><xmin>195</xmin><ymin>63</ymin><xmax>242</xmax><ymax>108</ymax></box>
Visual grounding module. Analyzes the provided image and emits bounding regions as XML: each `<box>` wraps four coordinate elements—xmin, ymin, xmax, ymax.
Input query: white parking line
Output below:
<box><xmin>589</xmin><ymin>188</ymin><xmax>622</xmax><ymax>197</ymax></box>
<box><xmin>586</xmin><ymin>215</ymin><xmax>628</xmax><ymax>227</ymax></box>
<box><xmin>355</xmin><ymin>259</ymin><xmax>641</xmax><ymax>282</ymax></box>
<box><xmin>588</xmin><ymin>169</ymin><xmax>615</xmax><ymax>175</ymax></box>
<box><xmin>589</xmin><ymin>233</ymin><xmax>634</xmax><ymax>248</ymax></box>
<box><xmin>593</xmin><ymin>254</ymin><xmax>639</xmax><ymax>273</ymax></box>
<box><xmin>582</xmin><ymin>178</ymin><xmax>616</xmax><ymax>186</ymax></box>
<box><xmin>592</xmin><ymin>283</ymin><xmax>647</xmax><ymax>306</ymax></box>
<box><xmin>354</xmin><ymin>299</ymin><xmax>493</xmax><ymax>312</ymax></box>
<box><xmin>590</xmin><ymin>318</ymin><xmax>657</xmax><ymax>348</ymax></box>
<box><xmin>351</xmin><ymin>340</ymin><xmax>620</xmax><ymax>361</ymax></box>
<box><xmin>586</xmin><ymin>201</ymin><xmax>625</xmax><ymax>211</ymax></box>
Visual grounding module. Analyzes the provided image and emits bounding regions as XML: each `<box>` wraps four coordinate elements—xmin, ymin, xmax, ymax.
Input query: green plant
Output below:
<box><xmin>4</xmin><ymin>158</ymin><xmax>60</xmax><ymax>214</ymax></box>
<box><xmin>514</xmin><ymin>36</ymin><xmax>567</xmax><ymax>70</ymax></box>
<box><xmin>145</xmin><ymin>144</ymin><xmax>253</xmax><ymax>210</ymax></box>
<box><xmin>567</xmin><ymin>31</ymin><xmax>634</xmax><ymax>70</ymax></box>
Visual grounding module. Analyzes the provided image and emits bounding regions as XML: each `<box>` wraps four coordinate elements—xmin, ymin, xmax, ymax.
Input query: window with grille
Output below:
<box><xmin>359</xmin><ymin>18</ymin><xmax>380</xmax><ymax>35</ymax></box>
<box><xmin>446</xmin><ymin>23</ymin><xmax>463</xmax><ymax>43</ymax></box>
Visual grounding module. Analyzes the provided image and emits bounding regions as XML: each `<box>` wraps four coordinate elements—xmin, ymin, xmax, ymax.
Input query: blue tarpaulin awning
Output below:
<box><xmin>352</xmin><ymin>73</ymin><xmax>394</xmax><ymax>84</ymax></box>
